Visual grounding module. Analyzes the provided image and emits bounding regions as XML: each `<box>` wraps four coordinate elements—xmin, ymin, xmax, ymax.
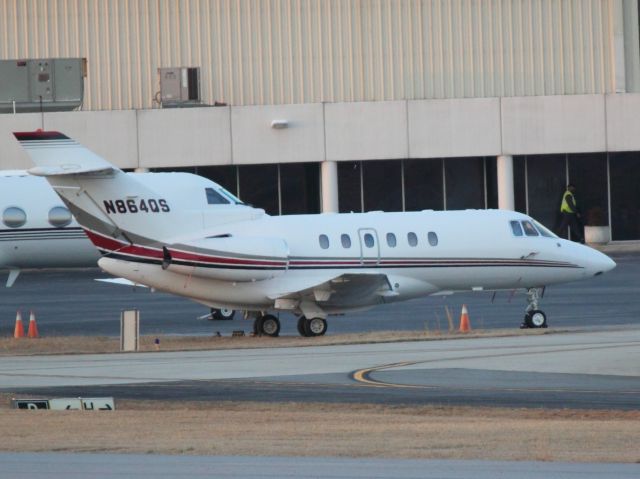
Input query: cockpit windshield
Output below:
<box><xmin>205</xmin><ymin>186</ymin><xmax>245</xmax><ymax>205</ymax></box>
<box><xmin>533</xmin><ymin>220</ymin><xmax>558</xmax><ymax>238</ymax></box>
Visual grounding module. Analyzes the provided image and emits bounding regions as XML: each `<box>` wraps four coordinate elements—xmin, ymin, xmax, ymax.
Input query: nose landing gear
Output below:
<box><xmin>521</xmin><ymin>287</ymin><xmax>548</xmax><ymax>329</ymax></box>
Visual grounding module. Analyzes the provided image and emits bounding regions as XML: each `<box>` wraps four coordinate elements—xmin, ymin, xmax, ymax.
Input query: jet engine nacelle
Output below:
<box><xmin>164</xmin><ymin>236</ymin><xmax>289</xmax><ymax>282</ymax></box>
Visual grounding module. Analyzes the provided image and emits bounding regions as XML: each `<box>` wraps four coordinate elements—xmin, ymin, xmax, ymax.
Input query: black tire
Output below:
<box><xmin>253</xmin><ymin>316</ymin><xmax>264</xmax><ymax>335</ymax></box>
<box><xmin>297</xmin><ymin>316</ymin><xmax>307</xmax><ymax>336</ymax></box>
<box><xmin>306</xmin><ymin>317</ymin><xmax>327</xmax><ymax>336</ymax></box>
<box><xmin>525</xmin><ymin>310</ymin><xmax>547</xmax><ymax>328</ymax></box>
<box><xmin>258</xmin><ymin>314</ymin><xmax>280</xmax><ymax>337</ymax></box>
<box><xmin>211</xmin><ymin>308</ymin><xmax>236</xmax><ymax>321</ymax></box>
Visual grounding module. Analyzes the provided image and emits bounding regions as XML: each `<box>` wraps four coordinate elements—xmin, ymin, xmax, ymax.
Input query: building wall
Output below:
<box><xmin>2</xmin><ymin>0</ymin><xmax>639</xmax><ymax>110</ymax></box>
<box><xmin>3</xmin><ymin>93</ymin><xmax>640</xmax><ymax>170</ymax></box>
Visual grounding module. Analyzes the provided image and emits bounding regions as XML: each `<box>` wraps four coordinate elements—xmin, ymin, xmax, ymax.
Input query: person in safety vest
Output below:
<box><xmin>556</xmin><ymin>184</ymin><xmax>584</xmax><ymax>243</ymax></box>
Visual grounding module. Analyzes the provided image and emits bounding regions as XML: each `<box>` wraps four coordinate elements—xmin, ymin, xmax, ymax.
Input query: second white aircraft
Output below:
<box><xmin>14</xmin><ymin>130</ymin><xmax>616</xmax><ymax>336</ymax></box>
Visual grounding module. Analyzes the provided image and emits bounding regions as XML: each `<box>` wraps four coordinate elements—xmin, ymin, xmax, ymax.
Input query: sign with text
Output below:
<box><xmin>12</xmin><ymin>397</ymin><xmax>115</xmax><ymax>411</ymax></box>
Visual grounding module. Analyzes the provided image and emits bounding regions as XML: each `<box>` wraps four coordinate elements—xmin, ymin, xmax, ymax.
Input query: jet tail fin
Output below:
<box><xmin>13</xmin><ymin>130</ymin><xmax>116</xmax><ymax>176</ymax></box>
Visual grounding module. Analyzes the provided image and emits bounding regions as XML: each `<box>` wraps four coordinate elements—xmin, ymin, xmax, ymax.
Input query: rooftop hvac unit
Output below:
<box><xmin>0</xmin><ymin>58</ymin><xmax>86</xmax><ymax>113</ymax></box>
<box><xmin>158</xmin><ymin>67</ymin><xmax>201</xmax><ymax>107</ymax></box>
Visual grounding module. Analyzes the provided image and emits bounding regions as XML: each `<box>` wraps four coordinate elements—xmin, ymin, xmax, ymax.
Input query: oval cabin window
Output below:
<box><xmin>48</xmin><ymin>206</ymin><xmax>72</xmax><ymax>228</ymax></box>
<box><xmin>2</xmin><ymin>207</ymin><xmax>27</xmax><ymax>228</ymax></box>
<box><xmin>407</xmin><ymin>232</ymin><xmax>418</xmax><ymax>247</ymax></box>
<box><xmin>341</xmin><ymin>234</ymin><xmax>351</xmax><ymax>248</ymax></box>
<box><xmin>319</xmin><ymin>234</ymin><xmax>330</xmax><ymax>249</ymax></box>
<box><xmin>386</xmin><ymin>232</ymin><xmax>397</xmax><ymax>247</ymax></box>
<box><xmin>428</xmin><ymin>231</ymin><xmax>438</xmax><ymax>246</ymax></box>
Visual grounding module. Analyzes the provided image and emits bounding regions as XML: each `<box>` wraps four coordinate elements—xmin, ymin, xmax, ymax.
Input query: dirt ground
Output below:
<box><xmin>2</xmin><ymin>330</ymin><xmax>636</xmax><ymax>463</ymax></box>
<box><xmin>0</xmin><ymin>397</ymin><xmax>638</xmax><ymax>462</ymax></box>
<box><xmin>0</xmin><ymin>328</ymin><xmax>550</xmax><ymax>356</ymax></box>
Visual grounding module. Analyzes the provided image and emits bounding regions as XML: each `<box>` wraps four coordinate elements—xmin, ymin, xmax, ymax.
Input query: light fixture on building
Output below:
<box><xmin>271</xmin><ymin>119</ymin><xmax>288</xmax><ymax>129</ymax></box>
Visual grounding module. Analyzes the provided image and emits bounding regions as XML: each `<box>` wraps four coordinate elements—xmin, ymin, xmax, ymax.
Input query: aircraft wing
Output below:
<box><xmin>270</xmin><ymin>272</ymin><xmax>399</xmax><ymax>314</ymax></box>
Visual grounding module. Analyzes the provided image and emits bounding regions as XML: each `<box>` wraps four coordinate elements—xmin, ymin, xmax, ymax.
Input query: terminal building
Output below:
<box><xmin>1</xmin><ymin>0</ymin><xmax>640</xmax><ymax>241</ymax></box>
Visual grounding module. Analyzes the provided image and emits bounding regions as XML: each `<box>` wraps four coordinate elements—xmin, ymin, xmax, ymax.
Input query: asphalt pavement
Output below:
<box><xmin>0</xmin><ymin>252</ymin><xmax>637</xmax><ymax>337</ymax></box>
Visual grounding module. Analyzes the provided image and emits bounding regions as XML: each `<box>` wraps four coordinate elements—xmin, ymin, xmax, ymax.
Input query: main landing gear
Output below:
<box><xmin>297</xmin><ymin>316</ymin><xmax>328</xmax><ymax>337</ymax></box>
<box><xmin>521</xmin><ymin>287</ymin><xmax>548</xmax><ymax>329</ymax></box>
<box><xmin>254</xmin><ymin>314</ymin><xmax>281</xmax><ymax>337</ymax></box>
<box><xmin>209</xmin><ymin>308</ymin><xmax>236</xmax><ymax>321</ymax></box>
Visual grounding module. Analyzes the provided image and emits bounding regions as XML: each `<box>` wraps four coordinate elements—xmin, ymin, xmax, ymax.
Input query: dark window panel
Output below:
<box><xmin>403</xmin><ymin>159</ymin><xmax>444</xmax><ymax>211</ymax></box>
<box><xmin>280</xmin><ymin>163</ymin><xmax>320</xmax><ymax>215</ymax></box>
<box><xmin>485</xmin><ymin>157</ymin><xmax>498</xmax><ymax>209</ymax></box>
<box><xmin>445</xmin><ymin>157</ymin><xmax>485</xmax><ymax>210</ymax></box>
<box><xmin>513</xmin><ymin>156</ymin><xmax>527</xmax><ymax>214</ymax></box>
<box><xmin>362</xmin><ymin>160</ymin><xmax>402</xmax><ymax>212</ymax></box>
<box><xmin>338</xmin><ymin>161</ymin><xmax>362</xmax><ymax>213</ymax></box>
<box><xmin>198</xmin><ymin>166</ymin><xmax>238</xmax><ymax>196</ymax></box>
<box><xmin>567</xmin><ymin>153</ymin><xmax>608</xmax><ymax>226</ymax></box>
<box><xmin>525</xmin><ymin>154</ymin><xmax>566</xmax><ymax>231</ymax></box>
<box><xmin>238</xmin><ymin>164</ymin><xmax>279</xmax><ymax>215</ymax></box>
<box><xmin>610</xmin><ymin>152</ymin><xmax>640</xmax><ymax>240</ymax></box>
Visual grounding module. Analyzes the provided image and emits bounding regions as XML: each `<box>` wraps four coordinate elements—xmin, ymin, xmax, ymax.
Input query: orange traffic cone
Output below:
<box><xmin>459</xmin><ymin>304</ymin><xmax>471</xmax><ymax>333</ymax></box>
<box><xmin>13</xmin><ymin>310</ymin><xmax>25</xmax><ymax>338</ymax></box>
<box><xmin>27</xmin><ymin>310</ymin><xmax>39</xmax><ymax>338</ymax></box>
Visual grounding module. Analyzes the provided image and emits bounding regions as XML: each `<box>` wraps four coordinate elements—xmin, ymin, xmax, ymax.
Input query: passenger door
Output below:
<box><xmin>358</xmin><ymin>228</ymin><xmax>380</xmax><ymax>266</ymax></box>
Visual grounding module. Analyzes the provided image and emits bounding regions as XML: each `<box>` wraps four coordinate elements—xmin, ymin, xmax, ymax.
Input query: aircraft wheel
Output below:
<box><xmin>524</xmin><ymin>310</ymin><xmax>547</xmax><ymax>329</ymax></box>
<box><xmin>258</xmin><ymin>314</ymin><xmax>280</xmax><ymax>337</ymax></box>
<box><xmin>306</xmin><ymin>317</ymin><xmax>327</xmax><ymax>336</ymax></box>
<box><xmin>297</xmin><ymin>316</ymin><xmax>307</xmax><ymax>336</ymax></box>
<box><xmin>210</xmin><ymin>308</ymin><xmax>235</xmax><ymax>321</ymax></box>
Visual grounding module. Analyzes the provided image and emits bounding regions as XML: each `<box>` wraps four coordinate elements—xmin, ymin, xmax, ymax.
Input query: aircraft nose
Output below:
<box><xmin>588</xmin><ymin>250</ymin><xmax>616</xmax><ymax>276</ymax></box>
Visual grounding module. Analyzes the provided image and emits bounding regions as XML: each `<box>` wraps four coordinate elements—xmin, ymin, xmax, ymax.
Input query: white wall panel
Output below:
<box><xmin>501</xmin><ymin>95</ymin><xmax>606</xmax><ymax>154</ymax></box>
<box><xmin>0</xmin><ymin>110</ymin><xmax>137</xmax><ymax>169</ymax></box>
<box><xmin>325</xmin><ymin>101</ymin><xmax>407</xmax><ymax>161</ymax></box>
<box><xmin>605</xmin><ymin>93</ymin><xmax>640</xmax><ymax>151</ymax></box>
<box><xmin>137</xmin><ymin>107</ymin><xmax>232</xmax><ymax>168</ymax></box>
<box><xmin>0</xmin><ymin>0</ymin><xmax>634</xmax><ymax>109</ymax></box>
<box><xmin>230</xmin><ymin>103</ymin><xmax>324</xmax><ymax>165</ymax></box>
<box><xmin>408</xmin><ymin>98</ymin><xmax>501</xmax><ymax>158</ymax></box>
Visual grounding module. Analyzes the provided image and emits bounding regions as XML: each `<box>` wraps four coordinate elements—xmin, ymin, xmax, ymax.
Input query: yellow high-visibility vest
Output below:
<box><xmin>560</xmin><ymin>190</ymin><xmax>576</xmax><ymax>213</ymax></box>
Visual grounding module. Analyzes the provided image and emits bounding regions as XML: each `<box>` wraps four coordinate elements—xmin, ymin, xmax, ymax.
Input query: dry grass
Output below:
<box><xmin>0</xmin><ymin>328</ymin><xmax>551</xmax><ymax>356</ymax></box>
<box><xmin>0</xmin><ymin>398</ymin><xmax>637</xmax><ymax>462</ymax></box>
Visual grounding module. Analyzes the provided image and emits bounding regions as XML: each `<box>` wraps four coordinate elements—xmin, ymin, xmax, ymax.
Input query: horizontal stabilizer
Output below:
<box><xmin>95</xmin><ymin>278</ymin><xmax>149</xmax><ymax>288</ymax></box>
<box><xmin>13</xmin><ymin>130</ymin><xmax>116</xmax><ymax>176</ymax></box>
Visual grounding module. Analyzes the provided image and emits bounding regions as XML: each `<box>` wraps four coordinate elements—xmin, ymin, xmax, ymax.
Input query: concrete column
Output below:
<box><xmin>320</xmin><ymin>160</ymin><xmax>339</xmax><ymax>213</ymax></box>
<box><xmin>134</xmin><ymin>167</ymin><xmax>150</xmax><ymax>173</ymax></box>
<box><xmin>497</xmin><ymin>155</ymin><xmax>515</xmax><ymax>211</ymax></box>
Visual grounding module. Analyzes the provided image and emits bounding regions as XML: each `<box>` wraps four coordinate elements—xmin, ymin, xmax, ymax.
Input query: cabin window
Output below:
<box><xmin>428</xmin><ymin>231</ymin><xmax>438</xmax><ymax>246</ymax></box>
<box><xmin>341</xmin><ymin>234</ymin><xmax>352</xmax><ymax>248</ymax></box>
<box><xmin>407</xmin><ymin>232</ymin><xmax>418</xmax><ymax>247</ymax></box>
<box><xmin>205</xmin><ymin>188</ymin><xmax>230</xmax><ymax>205</ymax></box>
<box><xmin>319</xmin><ymin>234</ymin><xmax>330</xmax><ymax>249</ymax></box>
<box><xmin>510</xmin><ymin>220</ymin><xmax>523</xmax><ymax>237</ymax></box>
<box><xmin>48</xmin><ymin>206</ymin><xmax>72</xmax><ymax>228</ymax></box>
<box><xmin>521</xmin><ymin>221</ymin><xmax>539</xmax><ymax>237</ymax></box>
<box><xmin>363</xmin><ymin>233</ymin><xmax>375</xmax><ymax>248</ymax></box>
<box><xmin>386</xmin><ymin>233</ymin><xmax>397</xmax><ymax>247</ymax></box>
<box><xmin>2</xmin><ymin>207</ymin><xmax>26</xmax><ymax>228</ymax></box>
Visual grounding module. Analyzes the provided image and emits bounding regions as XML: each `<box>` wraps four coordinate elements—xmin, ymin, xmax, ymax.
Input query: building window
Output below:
<box><xmin>610</xmin><ymin>152</ymin><xmax>640</xmax><ymax>240</ymax></box>
<box><xmin>238</xmin><ymin>164</ymin><xmax>279</xmax><ymax>215</ymax></box>
<box><xmin>362</xmin><ymin>160</ymin><xmax>402</xmax><ymax>212</ymax></box>
<box><xmin>338</xmin><ymin>162</ymin><xmax>362</xmax><ymax>213</ymax></box>
<box><xmin>341</xmin><ymin>234</ymin><xmax>352</xmax><ymax>248</ymax></box>
<box><xmin>404</xmin><ymin>159</ymin><xmax>444</xmax><ymax>211</ymax></box>
<box><xmin>445</xmin><ymin>157</ymin><xmax>485</xmax><ymax>210</ymax></box>
<box><xmin>386</xmin><ymin>232</ymin><xmax>397</xmax><ymax>247</ymax></box>
<box><xmin>280</xmin><ymin>163</ymin><xmax>320</xmax><ymax>215</ymax></box>
<box><xmin>319</xmin><ymin>234</ymin><xmax>330</xmax><ymax>249</ymax></box>
<box><xmin>407</xmin><ymin>232</ymin><xmax>418</xmax><ymax>246</ymax></box>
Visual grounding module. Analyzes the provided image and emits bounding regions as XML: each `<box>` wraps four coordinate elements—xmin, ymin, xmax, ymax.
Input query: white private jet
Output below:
<box><xmin>13</xmin><ymin>130</ymin><xmax>616</xmax><ymax>336</ymax></box>
<box><xmin>0</xmin><ymin>170</ymin><xmax>99</xmax><ymax>287</ymax></box>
